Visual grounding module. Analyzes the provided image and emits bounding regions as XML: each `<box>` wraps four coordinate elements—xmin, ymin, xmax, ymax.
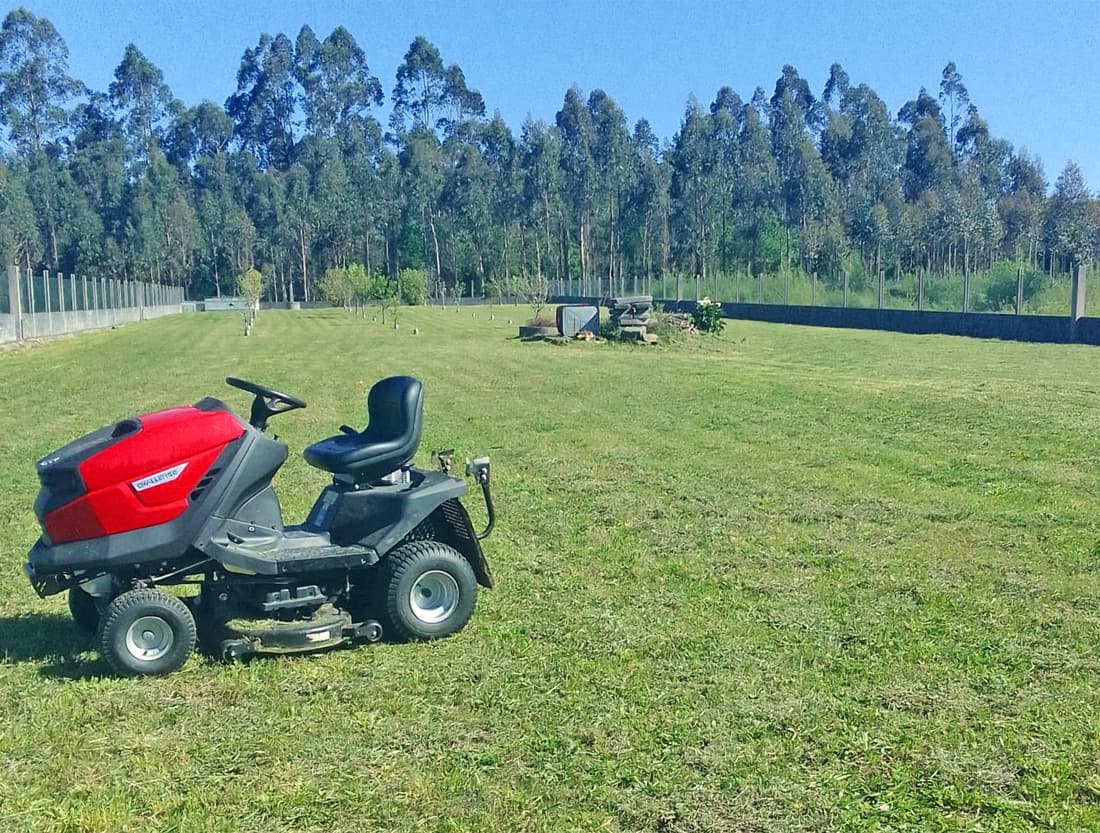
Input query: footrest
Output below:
<box><xmin>273</xmin><ymin>545</ymin><xmax>378</xmax><ymax>574</ymax></box>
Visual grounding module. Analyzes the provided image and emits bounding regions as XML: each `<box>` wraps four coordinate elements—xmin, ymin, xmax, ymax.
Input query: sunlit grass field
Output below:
<box><xmin>1</xmin><ymin>307</ymin><xmax>1099</xmax><ymax>832</ymax></box>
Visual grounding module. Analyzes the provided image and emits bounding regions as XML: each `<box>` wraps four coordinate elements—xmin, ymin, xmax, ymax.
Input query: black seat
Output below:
<box><xmin>303</xmin><ymin>376</ymin><xmax>424</xmax><ymax>482</ymax></box>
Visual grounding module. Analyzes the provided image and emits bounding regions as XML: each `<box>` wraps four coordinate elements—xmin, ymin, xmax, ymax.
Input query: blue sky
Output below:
<box><xmin>23</xmin><ymin>0</ymin><xmax>1100</xmax><ymax>189</ymax></box>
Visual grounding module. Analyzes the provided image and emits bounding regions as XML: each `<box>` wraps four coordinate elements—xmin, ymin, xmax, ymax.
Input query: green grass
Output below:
<box><xmin>2</xmin><ymin>307</ymin><xmax>1100</xmax><ymax>832</ymax></box>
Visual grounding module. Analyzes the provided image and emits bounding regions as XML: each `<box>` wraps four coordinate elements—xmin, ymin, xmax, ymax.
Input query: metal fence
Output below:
<box><xmin>0</xmin><ymin>266</ymin><xmax>185</xmax><ymax>345</ymax></box>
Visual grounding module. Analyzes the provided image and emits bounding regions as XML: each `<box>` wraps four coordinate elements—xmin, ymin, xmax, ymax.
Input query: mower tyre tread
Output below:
<box><xmin>380</xmin><ymin>541</ymin><xmax>477</xmax><ymax>642</ymax></box>
<box><xmin>97</xmin><ymin>588</ymin><xmax>197</xmax><ymax>677</ymax></box>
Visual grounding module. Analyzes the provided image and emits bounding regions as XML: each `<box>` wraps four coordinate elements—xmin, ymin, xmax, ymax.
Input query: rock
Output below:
<box><xmin>413</xmin><ymin>327</ymin><xmax>419</xmax><ymax>335</ymax></box>
<box><xmin>394</xmin><ymin>323</ymin><xmax>400</xmax><ymax>330</ymax></box>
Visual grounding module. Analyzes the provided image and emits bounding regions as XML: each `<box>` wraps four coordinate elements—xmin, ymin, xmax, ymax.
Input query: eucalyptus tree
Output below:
<box><xmin>109</xmin><ymin>43</ymin><xmax>178</xmax><ymax>163</ymax></box>
<box><xmin>588</xmin><ymin>89</ymin><xmax>633</xmax><ymax>292</ymax></box>
<box><xmin>998</xmin><ymin>151</ymin><xmax>1045</xmax><ymax>264</ymax></box>
<box><xmin>520</xmin><ymin>118</ymin><xmax>564</xmax><ymax>285</ymax></box>
<box><xmin>938</xmin><ymin>61</ymin><xmax>969</xmax><ymax>153</ymax></box>
<box><xmin>621</xmin><ymin>118</ymin><xmax>667</xmax><ymax>288</ymax></box>
<box><xmin>294</xmin><ymin>25</ymin><xmax>383</xmax><ymax>141</ymax></box>
<box><xmin>0</xmin><ymin>8</ymin><xmax>83</xmax><ymax>269</ymax></box>
<box><xmin>898</xmin><ymin>88</ymin><xmax>955</xmax><ymax>201</ymax></box>
<box><xmin>478</xmin><ymin>114</ymin><xmax>519</xmax><ymax>292</ymax></box>
<box><xmin>226</xmin><ymin>32</ymin><xmax>299</xmax><ymax>170</ymax></box>
<box><xmin>669</xmin><ymin>97</ymin><xmax>716</xmax><ymax>286</ymax></box>
<box><xmin>391</xmin><ymin>35</ymin><xmax>447</xmax><ymax>136</ymax></box>
<box><xmin>165</xmin><ymin>101</ymin><xmax>234</xmax><ymax>168</ymax></box>
<box><xmin>127</xmin><ymin>147</ymin><xmax>198</xmax><ymax>286</ymax></box>
<box><xmin>709</xmin><ymin>87</ymin><xmax>742</xmax><ymax>276</ymax></box>
<box><xmin>68</xmin><ymin>93</ymin><xmax>128</xmax><ymax>274</ymax></box>
<box><xmin>1043</xmin><ymin>161</ymin><xmax>1094</xmax><ymax>272</ymax></box>
<box><xmin>440</xmin><ymin>140</ymin><xmax>493</xmax><ymax>293</ymax></box>
<box><xmin>769</xmin><ymin>65</ymin><xmax>820</xmax><ymax>270</ymax></box>
<box><xmin>555</xmin><ymin>86</ymin><xmax>595</xmax><ymax>290</ymax></box>
<box><xmin>734</xmin><ymin>98</ymin><xmax>779</xmax><ymax>277</ymax></box>
<box><xmin>0</xmin><ymin>162</ymin><xmax>40</xmax><ymax>270</ymax></box>
<box><xmin>0</xmin><ymin>7</ymin><xmax>82</xmax><ymax>154</ymax></box>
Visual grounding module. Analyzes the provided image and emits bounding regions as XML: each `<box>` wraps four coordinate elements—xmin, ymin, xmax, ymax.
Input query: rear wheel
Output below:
<box><xmin>97</xmin><ymin>588</ymin><xmax>196</xmax><ymax>677</ymax></box>
<box><xmin>68</xmin><ymin>586</ymin><xmax>101</xmax><ymax>633</ymax></box>
<box><xmin>381</xmin><ymin>541</ymin><xmax>477</xmax><ymax>641</ymax></box>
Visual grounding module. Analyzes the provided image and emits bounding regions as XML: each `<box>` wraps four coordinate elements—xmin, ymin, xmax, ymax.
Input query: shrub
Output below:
<box><xmin>975</xmin><ymin>263</ymin><xmax>1044</xmax><ymax>312</ymax></box>
<box><xmin>646</xmin><ymin>306</ymin><xmax>685</xmax><ymax>342</ymax></box>
<box><xmin>319</xmin><ymin>266</ymin><xmax>351</xmax><ymax>307</ymax></box>
<box><xmin>692</xmin><ymin>297</ymin><xmax>725</xmax><ymax>334</ymax></box>
<box><xmin>399</xmin><ymin>268</ymin><xmax>427</xmax><ymax>305</ymax></box>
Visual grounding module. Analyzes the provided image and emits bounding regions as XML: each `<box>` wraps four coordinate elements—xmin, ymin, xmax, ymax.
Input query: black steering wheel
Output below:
<box><xmin>225</xmin><ymin>377</ymin><xmax>306</xmax><ymax>430</ymax></box>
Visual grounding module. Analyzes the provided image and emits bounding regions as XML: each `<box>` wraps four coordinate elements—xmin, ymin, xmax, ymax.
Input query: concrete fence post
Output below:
<box><xmin>783</xmin><ymin>270</ymin><xmax>790</xmax><ymax>306</ymax></box>
<box><xmin>877</xmin><ymin>270</ymin><xmax>885</xmax><ymax>310</ymax></box>
<box><xmin>25</xmin><ymin>268</ymin><xmax>34</xmax><ymax>336</ymax></box>
<box><xmin>811</xmin><ymin>271</ymin><xmax>817</xmax><ymax>306</ymax></box>
<box><xmin>1071</xmin><ymin>262</ymin><xmax>1087</xmax><ymax>342</ymax></box>
<box><xmin>843</xmin><ymin>272</ymin><xmax>849</xmax><ymax>308</ymax></box>
<box><xmin>81</xmin><ymin>274</ymin><xmax>88</xmax><ymax>314</ymax></box>
<box><xmin>962</xmin><ymin>267</ymin><xmax>970</xmax><ymax>314</ymax></box>
<box><xmin>1015</xmin><ymin>267</ymin><xmax>1024</xmax><ymax>316</ymax></box>
<box><xmin>918</xmin><ymin>270</ymin><xmax>925</xmax><ymax>312</ymax></box>
<box><xmin>7</xmin><ymin>264</ymin><xmax>23</xmax><ymax>341</ymax></box>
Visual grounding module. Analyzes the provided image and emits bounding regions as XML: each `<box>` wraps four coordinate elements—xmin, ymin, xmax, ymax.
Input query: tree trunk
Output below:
<box><xmin>299</xmin><ymin>225</ymin><xmax>309</xmax><ymax>303</ymax></box>
<box><xmin>428</xmin><ymin>208</ymin><xmax>442</xmax><ymax>289</ymax></box>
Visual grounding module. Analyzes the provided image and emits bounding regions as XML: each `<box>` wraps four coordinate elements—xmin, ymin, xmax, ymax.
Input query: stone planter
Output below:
<box><xmin>518</xmin><ymin>325</ymin><xmax>559</xmax><ymax>339</ymax></box>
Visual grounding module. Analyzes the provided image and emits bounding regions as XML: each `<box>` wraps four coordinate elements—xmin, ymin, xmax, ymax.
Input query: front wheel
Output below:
<box><xmin>97</xmin><ymin>588</ymin><xmax>196</xmax><ymax>677</ymax></box>
<box><xmin>381</xmin><ymin>542</ymin><xmax>478</xmax><ymax>641</ymax></box>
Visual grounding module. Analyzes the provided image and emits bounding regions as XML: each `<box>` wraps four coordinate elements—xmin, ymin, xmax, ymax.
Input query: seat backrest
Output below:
<box><xmin>362</xmin><ymin>375</ymin><xmax>423</xmax><ymax>454</ymax></box>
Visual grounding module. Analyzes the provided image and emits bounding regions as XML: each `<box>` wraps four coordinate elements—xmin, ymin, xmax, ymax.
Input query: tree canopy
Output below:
<box><xmin>0</xmin><ymin>8</ymin><xmax>1095</xmax><ymax>301</ymax></box>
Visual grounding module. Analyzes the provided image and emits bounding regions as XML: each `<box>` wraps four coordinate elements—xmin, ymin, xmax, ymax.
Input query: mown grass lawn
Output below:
<box><xmin>1</xmin><ymin>307</ymin><xmax>1099</xmax><ymax>832</ymax></box>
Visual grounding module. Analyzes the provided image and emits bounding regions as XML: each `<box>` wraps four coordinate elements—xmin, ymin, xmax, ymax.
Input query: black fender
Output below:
<box><xmin>427</xmin><ymin>499</ymin><xmax>494</xmax><ymax>589</ymax></box>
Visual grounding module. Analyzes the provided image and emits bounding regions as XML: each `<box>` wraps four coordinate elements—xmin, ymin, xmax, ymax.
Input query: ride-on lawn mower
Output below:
<box><xmin>23</xmin><ymin>376</ymin><xmax>495</xmax><ymax>677</ymax></box>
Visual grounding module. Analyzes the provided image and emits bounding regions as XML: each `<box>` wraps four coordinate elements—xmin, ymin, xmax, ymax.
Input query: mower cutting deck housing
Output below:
<box><xmin>25</xmin><ymin>375</ymin><xmax>495</xmax><ymax>676</ymax></box>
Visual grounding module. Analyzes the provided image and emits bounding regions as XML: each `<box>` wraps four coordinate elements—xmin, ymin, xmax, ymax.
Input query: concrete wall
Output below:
<box><xmin>2</xmin><ymin>304</ymin><xmax>183</xmax><ymax>343</ymax></box>
<box><xmin>3</xmin><ymin>267</ymin><xmax>186</xmax><ymax>345</ymax></box>
<box><xmin>551</xmin><ymin>295</ymin><xmax>1100</xmax><ymax>346</ymax></box>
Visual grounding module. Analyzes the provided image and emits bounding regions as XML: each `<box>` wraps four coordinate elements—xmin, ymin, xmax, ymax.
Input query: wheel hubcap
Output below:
<box><xmin>409</xmin><ymin>570</ymin><xmax>460</xmax><ymax>624</ymax></box>
<box><xmin>124</xmin><ymin>616</ymin><xmax>174</xmax><ymax>661</ymax></box>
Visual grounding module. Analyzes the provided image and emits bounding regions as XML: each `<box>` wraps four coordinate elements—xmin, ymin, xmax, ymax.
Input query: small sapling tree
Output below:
<box><xmin>518</xmin><ymin>271</ymin><xmax>550</xmax><ymax>325</ymax></box>
<box><xmin>238</xmin><ymin>267</ymin><xmax>264</xmax><ymax>336</ymax></box>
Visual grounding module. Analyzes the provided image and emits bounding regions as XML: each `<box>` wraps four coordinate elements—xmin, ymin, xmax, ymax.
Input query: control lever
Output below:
<box><xmin>465</xmin><ymin>456</ymin><xmax>494</xmax><ymax>540</ymax></box>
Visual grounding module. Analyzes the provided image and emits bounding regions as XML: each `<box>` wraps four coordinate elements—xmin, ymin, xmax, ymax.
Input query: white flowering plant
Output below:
<box><xmin>692</xmin><ymin>297</ymin><xmax>724</xmax><ymax>334</ymax></box>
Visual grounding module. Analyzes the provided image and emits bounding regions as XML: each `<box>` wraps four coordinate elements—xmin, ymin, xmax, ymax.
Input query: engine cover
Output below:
<box><xmin>35</xmin><ymin>403</ymin><xmax>246</xmax><ymax>545</ymax></box>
